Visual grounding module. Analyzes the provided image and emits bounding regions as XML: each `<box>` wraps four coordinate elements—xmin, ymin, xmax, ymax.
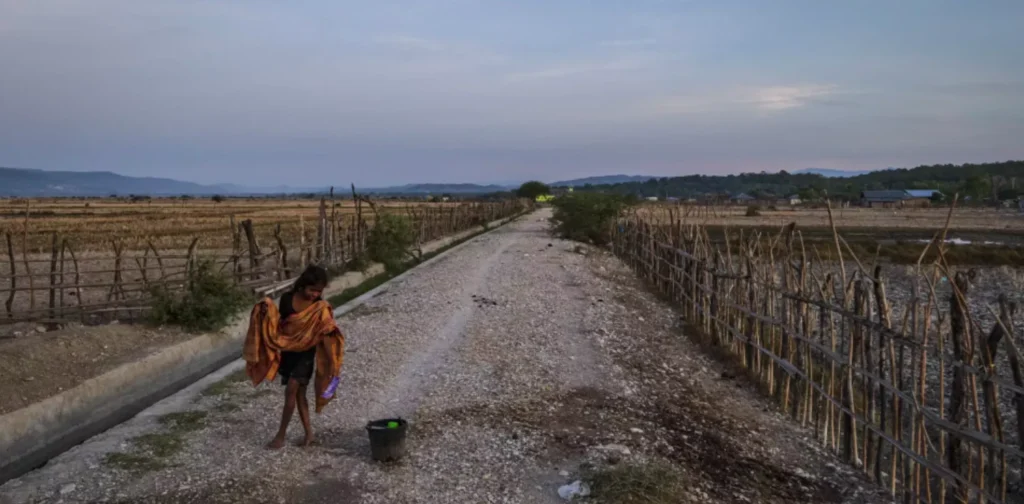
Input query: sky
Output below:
<box><xmin>1</xmin><ymin>1</ymin><xmax>1023</xmax><ymax>187</ymax></box>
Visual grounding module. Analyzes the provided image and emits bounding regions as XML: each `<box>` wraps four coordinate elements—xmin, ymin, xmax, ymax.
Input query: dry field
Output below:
<box><xmin>0</xmin><ymin>197</ymin><xmax>523</xmax><ymax>325</ymax></box>
<box><xmin>639</xmin><ymin>204</ymin><xmax>1024</xmax><ymax>233</ymax></box>
<box><xmin>0</xmin><ymin>197</ymin><xmax>446</xmax><ymax>252</ymax></box>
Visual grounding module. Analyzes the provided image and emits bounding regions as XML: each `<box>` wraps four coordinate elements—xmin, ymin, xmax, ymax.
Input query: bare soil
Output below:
<box><xmin>0</xmin><ymin>323</ymin><xmax>198</xmax><ymax>414</ymax></box>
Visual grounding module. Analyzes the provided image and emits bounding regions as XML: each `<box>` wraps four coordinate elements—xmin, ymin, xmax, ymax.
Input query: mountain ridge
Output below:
<box><xmin>0</xmin><ymin>166</ymin><xmax>516</xmax><ymax>197</ymax></box>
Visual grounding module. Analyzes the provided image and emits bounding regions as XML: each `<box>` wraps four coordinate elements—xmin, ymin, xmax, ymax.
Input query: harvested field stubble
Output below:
<box><xmin>0</xmin><ymin>197</ymin><xmax>527</xmax><ymax>325</ymax></box>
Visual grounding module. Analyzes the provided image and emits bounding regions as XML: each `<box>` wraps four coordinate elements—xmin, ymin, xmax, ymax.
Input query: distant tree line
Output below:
<box><xmin>563</xmin><ymin>160</ymin><xmax>1024</xmax><ymax>203</ymax></box>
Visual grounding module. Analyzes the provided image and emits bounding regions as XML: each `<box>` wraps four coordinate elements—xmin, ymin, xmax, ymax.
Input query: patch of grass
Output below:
<box><xmin>158</xmin><ymin>411</ymin><xmax>208</xmax><ymax>432</ymax></box>
<box><xmin>201</xmin><ymin>369</ymin><xmax>248</xmax><ymax>397</ymax></box>
<box><xmin>586</xmin><ymin>461</ymin><xmax>690</xmax><ymax>504</ymax></box>
<box><xmin>103</xmin><ymin>452</ymin><xmax>168</xmax><ymax>472</ymax></box>
<box><xmin>104</xmin><ymin>410</ymin><xmax>209</xmax><ymax>474</ymax></box>
<box><xmin>133</xmin><ymin>432</ymin><xmax>185</xmax><ymax>458</ymax></box>
<box><xmin>214</xmin><ymin>402</ymin><xmax>242</xmax><ymax>414</ymax></box>
<box><xmin>328</xmin><ymin>270</ymin><xmax>395</xmax><ymax>307</ymax></box>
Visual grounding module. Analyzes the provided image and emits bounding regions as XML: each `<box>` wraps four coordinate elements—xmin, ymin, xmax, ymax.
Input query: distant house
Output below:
<box><xmin>905</xmin><ymin>189</ymin><xmax>942</xmax><ymax>200</ymax></box>
<box><xmin>860</xmin><ymin>189</ymin><xmax>939</xmax><ymax>208</ymax></box>
<box><xmin>777</xmin><ymin>194</ymin><xmax>802</xmax><ymax>206</ymax></box>
<box><xmin>646</xmin><ymin>196</ymin><xmax>659</xmax><ymax>202</ymax></box>
<box><xmin>730</xmin><ymin>193</ymin><xmax>755</xmax><ymax>204</ymax></box>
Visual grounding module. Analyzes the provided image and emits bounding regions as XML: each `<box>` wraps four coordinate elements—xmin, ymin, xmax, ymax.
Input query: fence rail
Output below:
<box><xmin>612</xmin><ymin>209</ymin><xmax>1024</xmax><ymax>504</ymax></box>
<box><xmin>1</xmin><ymin>198</ymin><xmax>527</xmax><ymax>325</ymax></box>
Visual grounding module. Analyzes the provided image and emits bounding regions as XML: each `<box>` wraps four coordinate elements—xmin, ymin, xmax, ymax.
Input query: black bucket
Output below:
<box><xmin>366</xmin><ymin>418</ymin><xmax>408</xmax><ymax>462</ymax></box>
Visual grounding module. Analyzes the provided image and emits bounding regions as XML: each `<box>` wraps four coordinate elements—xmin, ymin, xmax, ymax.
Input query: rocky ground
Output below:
<box><xmin>0</xmin><ymin>210</ymin><xmax>892</xmax><ymax>504</ymax></box>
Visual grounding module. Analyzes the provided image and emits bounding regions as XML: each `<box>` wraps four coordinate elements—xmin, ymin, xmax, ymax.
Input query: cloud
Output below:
<box><xmin>636</xmin><ymin>84</ymin><xmax>842</xmax><ymax>119</ymax></box>
<box><xmin>748</xmin><ymin>85</ymin><xmax>839</xmax><ymax>111</ymax></box>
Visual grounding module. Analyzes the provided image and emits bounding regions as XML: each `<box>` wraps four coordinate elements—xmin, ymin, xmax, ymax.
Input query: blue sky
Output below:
<box><xmin>1</xmin><ymin>0</ymin><xmax>1022</xmax><ymax>186</ymax></box>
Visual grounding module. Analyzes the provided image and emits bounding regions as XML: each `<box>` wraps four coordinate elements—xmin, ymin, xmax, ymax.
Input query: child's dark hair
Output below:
<box><xmin>293</xmin><ymin>265</ymin><xmax>329</xmax><ymax>292</ymax></box>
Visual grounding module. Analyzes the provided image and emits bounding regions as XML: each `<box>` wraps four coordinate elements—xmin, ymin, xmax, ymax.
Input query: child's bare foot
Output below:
<box><xmin>298</xmin><ymin>435</ymin><xmax>315</xmax><ymax>448</ymax></box>
<box><xmin>267</xmin><ymin>436</ymin><xmax>286</xmax><ymax>450</ymax></box>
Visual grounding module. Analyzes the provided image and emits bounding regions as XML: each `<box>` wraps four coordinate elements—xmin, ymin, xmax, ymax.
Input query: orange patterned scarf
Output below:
<box><xmin>243</xmin><ymin>297</ymin><xmax>345</xmax><ymax>413</ymax></box>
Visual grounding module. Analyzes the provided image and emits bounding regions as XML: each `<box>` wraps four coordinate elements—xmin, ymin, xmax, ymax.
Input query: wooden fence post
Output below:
<box><xmin>948</xmin><ymin>270</ymin><xmax>973</xmax><ymax>500</ymax></box>
<box><xmin>48</xmin><ymin>232</ymin><xmax>59</xmax><ymax>320</ymax></box>
<box><xmin>240</xmin><ymin>220</ymin><xmax>261</xmax><ymax>281</ymax></box>
<box><xmin>316</xmin><ymin>197</ymin><xmax>327</xmax><ymax>264</ymax></box>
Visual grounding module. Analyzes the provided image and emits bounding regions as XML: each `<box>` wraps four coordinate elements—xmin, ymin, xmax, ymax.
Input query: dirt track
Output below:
<box><xmin>0</xmin><ymin>210</ymin><xmax>891</xmax><ymax>504</ymax></box>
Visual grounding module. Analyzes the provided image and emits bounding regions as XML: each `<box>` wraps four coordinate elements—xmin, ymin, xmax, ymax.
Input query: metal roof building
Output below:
<box><xmin>860</xmin><ymin>189</ymin><xmax>939</xmax><ymax>207</ymax></box>
<box><xmin>860</xmin><ymin>190</ymin><xmax>909</xmax><ymax>203</ymax></box>
<box><xmin>904</xmin><ymin>189</ymin><xmax>942</xmax><ymax>199</ymax></box>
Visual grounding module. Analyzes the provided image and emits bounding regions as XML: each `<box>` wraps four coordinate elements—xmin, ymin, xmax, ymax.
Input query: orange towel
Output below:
<box><xmin>243</xmin><ymin>297</ymin><xmax>345</xmax><ymax>413</ymax></box>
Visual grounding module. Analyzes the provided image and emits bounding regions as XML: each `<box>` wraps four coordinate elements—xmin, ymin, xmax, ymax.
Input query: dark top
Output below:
<box><xmin>279</xmin><ymin>291</ymin><xmax>316</xmax><ymax>359</ymax></box>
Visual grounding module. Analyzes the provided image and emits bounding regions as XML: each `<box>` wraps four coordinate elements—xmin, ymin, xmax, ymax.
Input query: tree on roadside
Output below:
<box><xmin>517</xmin><ymin>181</ymin><xmax>551</xmax><ymax>200</ymax></box>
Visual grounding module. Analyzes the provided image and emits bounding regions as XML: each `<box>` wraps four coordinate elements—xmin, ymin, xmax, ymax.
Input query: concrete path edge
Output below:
<box><xmin>0</xmin><ymin>212</ymin><xmax>528</xmax><ymax>484</ymax></box>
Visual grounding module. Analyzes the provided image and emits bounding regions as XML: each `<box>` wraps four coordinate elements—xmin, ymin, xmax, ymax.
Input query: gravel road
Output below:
<box><xmin>1</xmin><ymin>210</ymin><xmax>892</xmax><ymax>504</ymax></box>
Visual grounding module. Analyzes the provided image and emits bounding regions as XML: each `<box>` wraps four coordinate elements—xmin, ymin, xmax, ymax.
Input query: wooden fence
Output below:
<box><xmin>1</xmin><ymin>198</ymin><xmax>527</xmax><ymax>325</ymax></box>
<box><xmin>613</xmin><ymin>209</ymin><xmax>1024</xmax><ymax>504</ymax></box>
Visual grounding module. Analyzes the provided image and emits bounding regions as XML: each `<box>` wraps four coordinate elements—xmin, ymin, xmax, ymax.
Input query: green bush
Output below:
<box><xmin>550</xmin><ymin>193</ymin><xmax>633</xmax><ymax>246</ymax></box>
<box><xmin>149</xmin><ymin>260</ymin><xmax>251</xmax><ymax>332</ymax></box>
<box><xmin>367</xmin><ymin>213</ymin><xmax>417</xmax><ymax>273</ymax></box>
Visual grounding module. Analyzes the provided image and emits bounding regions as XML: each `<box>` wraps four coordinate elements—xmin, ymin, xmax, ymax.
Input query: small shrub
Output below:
<box><xmin>366</xmin><ymin>213</ymin><xmax>417</xmax><ymax>273</ymax></box>
<box><xmin>149</xmin><ymin>260</ymin><xmax>250</xmax><ymax>332</ymax></box>
<box><xmin>745</xmin><ymin>205</ymin><xmax>762</xmax><ymax>217</ymax></box>
<box><xmin>550</xmin><ymin>193</ymin><xmax>634</xmax><ymax>246</ymax></box>
<box><xmin>211</xmin><ymin>194</ymin><xmax>225</xmax><ymax>203</ymax></box>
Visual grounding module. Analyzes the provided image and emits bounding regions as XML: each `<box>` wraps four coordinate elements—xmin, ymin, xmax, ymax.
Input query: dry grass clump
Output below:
<box><xmin>586</xmin><ymin>461</ymin><xmax>691</xmax><ymax>504</ymax></box>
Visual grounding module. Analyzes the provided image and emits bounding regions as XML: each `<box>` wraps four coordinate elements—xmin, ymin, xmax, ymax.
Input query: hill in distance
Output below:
<box><xmin>551</xmin><ymin>175</ymin><xmax>656</xmax><ymax>187</ymax></box>
<box><xmin>0</xmin><ymin>166</ymin><xmax>515</xmax><ymax>197</ymax></box>
<box><xmin>0</xmin><ymin>166</ymin><xmax>227</xmax><ymax>197</ymax></box>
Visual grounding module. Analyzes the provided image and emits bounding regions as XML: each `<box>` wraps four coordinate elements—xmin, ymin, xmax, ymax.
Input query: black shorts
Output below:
<box><xmin>279</xmin><ymin>349</ymin><xmax>315</xmax><ymax>385</ymax></box>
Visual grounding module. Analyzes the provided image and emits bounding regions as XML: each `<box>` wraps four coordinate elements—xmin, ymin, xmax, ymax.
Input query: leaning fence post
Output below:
<box><xmin>274</xmin><ymin>223</ymin><xmax>290</xmax><ymax>280</ymax></box>
<box><xmin>240</xmin><ymin>220</ymin><xmax>261</xmax><ymax>281</ymax></box>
